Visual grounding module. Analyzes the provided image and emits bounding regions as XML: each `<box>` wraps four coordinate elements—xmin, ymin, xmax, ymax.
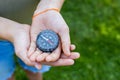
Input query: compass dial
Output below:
<box><xmin>36</xmin><ymin>30</ymin><xmax>59</xmax><ymax>52</ymax></box>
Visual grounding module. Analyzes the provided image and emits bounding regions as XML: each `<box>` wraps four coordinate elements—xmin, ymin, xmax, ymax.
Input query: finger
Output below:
<box><xmin>16</xmin><ymin>50</ymin><xmax>35</xmax><ymax>66</ymax></box>
<box><xmin>29</xmin><ymin>49</ymin><xmax>42</xmax><ymax>62</ymax></box>
<box><xmin>59</xmin><ymin>27</ymin><xmax>71</xmax><ymax>56</ymax></box>
<box><xmin>28</xmin><ymin>23</ymin><xmax>44</xmax><ymax>58</ymax></box>
<box><xmin>36</xmin><ymin>53</ymin><xmax>49</xmax><ymax>62</ymax></box>
<box><xmin>28</xmin><ymin>25</ymin><xmax>40</xmax><ymax>58</ymax></box>
<box><xmin>61</xmin><ymin>52</ymin><xmax>80</xmax><ymax>59</ymax></box>
<box><xmin>27</xmin><ymin>41</ymin><xmax>36</xmax><ymax>58</ymax></box>
<box><xmin>34</xmin><ymin>63</ymin><xmax>42</xmax><ymax>70</ymax></box>
<box><xmin>46</xmin><ymin>44</ymin><xmax>61</xmax><ymax>62</ymax></box>
<box><xmin>70</xmin><ymin>44</ymin><xmax>76</xmax><ymax>51</ymax></box>
<box><xmin>42</xmin><ymin>59</ymin><xmax>74</xmax><ymax>66</ymax></box>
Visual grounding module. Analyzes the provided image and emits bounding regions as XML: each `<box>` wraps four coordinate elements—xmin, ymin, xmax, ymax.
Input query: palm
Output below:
<box><xmin>28</xmin><ymin>11</ymin><xmax>69</xmax><ymax>63</ymax></box>
<box><xmin>27</xmin><ymin>11</ymin><xmax>80</xmax><ymax>69</ymax></box>
<box><xmin>13</xmin><ymin>26</ymin><xmax>34</xmax><ymax>66</ymax></box>
<box><xmin>39</xmin><ymin>11</ymin><xmax>67</xmax><ymax>33</ymax></box>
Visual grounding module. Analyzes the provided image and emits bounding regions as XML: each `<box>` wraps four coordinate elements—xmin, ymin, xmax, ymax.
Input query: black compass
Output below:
<box><xmin>36</xmin><ymin>30</ymin><xmax>59</xmax><ymax>52</ymax></box>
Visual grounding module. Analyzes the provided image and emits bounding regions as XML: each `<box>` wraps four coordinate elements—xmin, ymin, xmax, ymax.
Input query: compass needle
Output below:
<box><xmin>36</xmin><ymin>30</ymin><xmax>59</xmax><ymax>53</ymax></box>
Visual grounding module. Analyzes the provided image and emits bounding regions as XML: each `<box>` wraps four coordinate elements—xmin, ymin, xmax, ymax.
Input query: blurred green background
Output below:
<box><xmin>15</xmin><ymin>0</ymin><xmax>120</xmax><ymax>80</ymax></box>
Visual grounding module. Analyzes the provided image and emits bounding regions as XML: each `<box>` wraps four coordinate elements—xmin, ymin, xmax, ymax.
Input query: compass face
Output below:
<box><xmin>36</xmin><ymin>30</ymin><xmax>59</xmax><ymax>52</ymax></box>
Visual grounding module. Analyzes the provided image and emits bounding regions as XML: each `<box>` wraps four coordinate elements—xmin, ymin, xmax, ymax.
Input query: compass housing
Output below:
<box><xmin>36</xmin><ymin>30</ymin><xmax>59</xmax><ymax>53</ymax></box>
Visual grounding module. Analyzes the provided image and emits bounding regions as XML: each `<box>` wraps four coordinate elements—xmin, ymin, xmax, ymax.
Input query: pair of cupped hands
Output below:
<box><xmin>14</xmin><ymin>10</ymin><xmax>80</xmax><ymax>69</ymax></box>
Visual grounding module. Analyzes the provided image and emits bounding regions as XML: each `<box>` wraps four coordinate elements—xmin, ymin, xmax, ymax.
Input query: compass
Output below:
<box><xmin>36</xmin><ymin>30</ymin><xmax>59</xmax><ymax>52</ymax></box>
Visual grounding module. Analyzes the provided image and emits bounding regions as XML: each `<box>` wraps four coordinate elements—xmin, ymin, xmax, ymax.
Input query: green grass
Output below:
<box><xmin>15</xmin><ymin>0</ymin><xmax>120</xmax><ymax>80</ymax></box>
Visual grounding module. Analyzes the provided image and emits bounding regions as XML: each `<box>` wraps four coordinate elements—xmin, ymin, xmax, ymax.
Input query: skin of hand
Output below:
<box><xmin>35</xmin><ymin>44</ymin><xmax>80</xmax><ymax>69</ymax></box>
<box><xmin>12</xmin><ymin>23</ymin><xmax>80</xmax><ymax>69</ymax></box>
<box><xmin>0</xmin><ymin>17</ymin><xmax>34</xmax><ymax>66</ymax></box>
<box><xmin>28</xmin><ymin>10</ymin><xmax>71</xmax><ymax>64</ymax></box>
<box><xmin>0</xmin><ymin>17</ymin><xmax>80</xmax><ymax>70</ymax></box>
<box><xmin>10</xmin><ymin>24</ymin><xmax>35</xmax><ymax>66</ymax></box>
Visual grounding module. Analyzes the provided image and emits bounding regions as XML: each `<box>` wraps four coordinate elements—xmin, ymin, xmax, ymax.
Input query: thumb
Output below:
<box><xmin>59</xmin><ymin>27</ymin><xmax>71</xmax><ymax>56</ymax></box>
<box><xmin>15</xmin><ymin>49</ymin><xmax>35</xmax><ymax>66</ymax></box>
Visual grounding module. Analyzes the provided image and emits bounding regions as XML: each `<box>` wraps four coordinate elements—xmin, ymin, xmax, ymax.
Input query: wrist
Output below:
<box><xmin>34</xmin><ymin>0</ymin><xmax>64</xmax><ymax>14</ymax></box>
<box><xmin>0</xmin><ymin>17</ymin><xmax>27</xmax><ymax>43</ymax></box>
<box><xmin>33</xmin><ymin>8</ymin><xmax>60</xmax><ymax>19</ymax></box>
<box><xmin>0</xmin><ymin>18</ymin><xmax>14</xmax><ymax>42</ymax></box>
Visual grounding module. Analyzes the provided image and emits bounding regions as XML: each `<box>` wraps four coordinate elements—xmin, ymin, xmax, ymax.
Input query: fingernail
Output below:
<box><xmin>46</xmin><ymin>57</ymin><xmax>51</xmax><ymax>62</ymax></box>
<box><xmin>77</xmin><ymin>53</ymin><xmax>80</xmax><ymax>58</ymax></box>
<box><xmin>35</xmin><ymin>64</ymin><xmax>41</xmax><ymax>69</ymax></box>
<box><xmin>73</xmin><ymin>53</ymin><xmax>80</xmax><ymax>59</ymax></box>
<box><xmin>67</xmin><ymin>52</ymin><xmax>71</xmax><ymax>56</ymax></box>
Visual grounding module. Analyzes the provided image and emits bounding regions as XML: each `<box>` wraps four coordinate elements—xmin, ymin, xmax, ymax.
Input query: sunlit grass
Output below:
<box><xmin>16</xmin><ymin>0</ymin><xmax>120</xmax><ymax>80</ymax></box>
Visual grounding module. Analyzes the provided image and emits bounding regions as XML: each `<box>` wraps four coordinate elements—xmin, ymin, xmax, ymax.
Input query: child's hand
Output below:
<box><xmin>28</xmin><ymin>11</ymin><xmax>71</xmax><ymax>62</ymax></box>
<box><xmin>0</xmin><ymin>17</ymin><xmax>42</xmax><ymax>67</ymax></box>
<box><xmin>31</xmin><ymin>44</ymin><xmax>80</xmax><ymax>69</ymax></box>
<box><xmin>41</xmin><ymin>52</ymin><xmax>80</xmax><ymax>66</ymax></box>
<box><xmin>0</xmin><ymin>17</ymin><xmax>80</xmax><ymax>70</ymax></box>
<box><xmin>11</xmin><ymin>24</ymin><xmax>36</xmax><ymax>66</ymax></box>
